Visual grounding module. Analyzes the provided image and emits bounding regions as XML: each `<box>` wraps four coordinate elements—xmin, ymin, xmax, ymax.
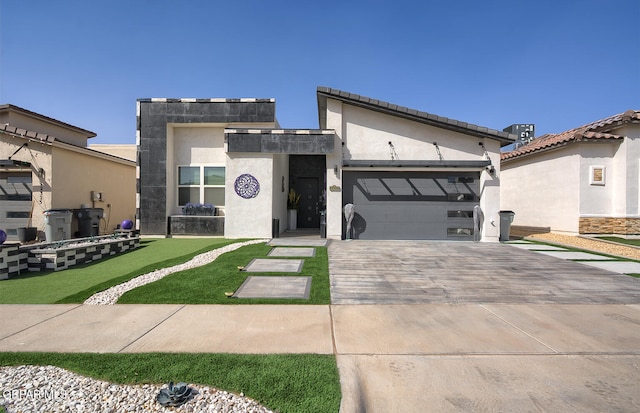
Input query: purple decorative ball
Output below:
<box><xmin>121</xmin><ymin>220</ymin><xmax>134</xmax><ymax>230</ymax></box>
<box><xmin>0</xmin><ymin>229</ymin><xmax>7</xmax><ymax>245</ymax></box>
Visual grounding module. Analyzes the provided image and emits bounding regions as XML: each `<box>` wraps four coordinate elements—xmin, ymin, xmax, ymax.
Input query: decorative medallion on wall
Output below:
<box><xmin>234</xmin><ymin>174</ymin><xmax>260</xmax><ymax>199</ymax></box>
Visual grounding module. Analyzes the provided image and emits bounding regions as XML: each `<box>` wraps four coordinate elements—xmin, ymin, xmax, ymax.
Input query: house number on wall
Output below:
<box><xmin>234</xmin><ymin>174</ymin><xmax>260</xmax><ymax>199</ymax></box>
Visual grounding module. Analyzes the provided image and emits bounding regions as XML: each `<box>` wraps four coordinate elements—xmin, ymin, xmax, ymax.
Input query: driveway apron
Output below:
<box><xmin>328</xmin><ymin>240</ymin><xmax>640</xmax><ymax>412</ymax></box>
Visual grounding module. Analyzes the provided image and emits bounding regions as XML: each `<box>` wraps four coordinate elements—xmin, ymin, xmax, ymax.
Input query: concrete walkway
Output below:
<box><xmin>2</xmin><ymin>239</ymin><xmax>640</xmax><ymax>412</ymax></box>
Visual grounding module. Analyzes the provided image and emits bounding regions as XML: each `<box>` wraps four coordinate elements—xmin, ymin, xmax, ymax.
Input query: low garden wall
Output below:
<box><xmin>0</xmin><ymin>234</ymin><xmax>140</xmax><ymax>279</ymax></box>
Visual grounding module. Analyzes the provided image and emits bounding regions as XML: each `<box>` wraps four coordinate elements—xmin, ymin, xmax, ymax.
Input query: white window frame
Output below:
<box><xmin>589</xmin><ymin>165</ymin><xmax>605</xmax><ymax>186</ymax></box>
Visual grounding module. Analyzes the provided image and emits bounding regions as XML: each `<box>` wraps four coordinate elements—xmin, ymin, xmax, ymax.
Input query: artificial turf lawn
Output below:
<box><xmin>117</xmin><ymin>242</ymin><xmax>331</xmax><ymax>304</ymax></box>
<box><xmin>597</xmin><ymin>237</ymin><xmax>640</xmax><ymax>247</ymax></box>
<box><xmin>0</xmin><ymin>238</ymin><xmax>236</xmax><ymax>304</ymax></box>
<box><xmin>0</xmin><ymin>352</ymin><xmax>341</xmax><ymax>413</ymax></box>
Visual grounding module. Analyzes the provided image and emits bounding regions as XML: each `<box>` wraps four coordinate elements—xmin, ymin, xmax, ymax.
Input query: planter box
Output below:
<box><xmin>0</xmin><ymin>234</ymin><xmax>140</xmax><ymax>278</ymax></box>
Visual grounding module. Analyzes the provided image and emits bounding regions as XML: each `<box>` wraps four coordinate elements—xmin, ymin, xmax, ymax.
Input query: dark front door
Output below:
<box><xmin>295</xmin><ymin>177</ymin><xmax>320</xmax><ymax>228</ymax></box>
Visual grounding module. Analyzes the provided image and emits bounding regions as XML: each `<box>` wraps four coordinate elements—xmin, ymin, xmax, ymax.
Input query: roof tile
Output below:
<box><xmin>501</xmin><ymin>110</ymin><xmax>640</xmax><ymax>161</ymax></box>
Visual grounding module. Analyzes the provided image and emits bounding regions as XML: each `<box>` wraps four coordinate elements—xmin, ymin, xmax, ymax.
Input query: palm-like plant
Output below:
<box><xmin>288</xmin><ymin>188</ymin><xmax>301</xmax><ymax>210</ymax></box>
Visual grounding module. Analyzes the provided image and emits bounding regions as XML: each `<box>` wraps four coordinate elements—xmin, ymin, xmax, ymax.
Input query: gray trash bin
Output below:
<box><xmin>43</xmin><ymin>209</ymin><xmax>73</xmax><ymax>241</ymax></box>
<box><xmin>499</xmin><ymin>210</ymin><xmax>515</xmax><ymax>242</ymax></box>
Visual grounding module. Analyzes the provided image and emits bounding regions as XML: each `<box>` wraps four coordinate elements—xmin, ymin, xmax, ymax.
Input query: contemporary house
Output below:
<box><xmin>136</xmin><ymin>87</ymin><xmax>515</xmax><ymax>241</ymax></box>
<box><xmin>0</xmin><ymin>104</ymin><xmax>136</xmax><ymax>241</ymax></box>
<box><xmin>501</xmin><ymin>110</ymin><xmax>640</xmax><ymax>235</ymax></box>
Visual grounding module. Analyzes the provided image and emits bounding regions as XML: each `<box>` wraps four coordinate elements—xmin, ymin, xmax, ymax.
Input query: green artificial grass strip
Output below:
<box><xmin>117</xmin><ymin>243</ymin><xmax>331</xmax><ymax>304</ymax></box>
<box><xmin>597</xmin><ymin>237</ymin><xmax>640</xmax><ymax>247</ymax></box>
<box><xmin>0</xmin><ymin>239</ymin><xmax>234</xmax><ymax>304</ymax></box>
<box><xmin>0</xmin><ymin>352</ymin><xmax>341</xmax><ymax>413</ymax></box>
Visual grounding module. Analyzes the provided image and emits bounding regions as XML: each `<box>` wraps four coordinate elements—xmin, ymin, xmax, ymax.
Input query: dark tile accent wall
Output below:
<box><xmin>169</xmin><ymin>216</ymin><xmax>225</xmax><ymax>236</ymax></box>
<box><xmin>227</xmin><ymin>131</ymin><xmax>335</xmax><ymax>154</ymax></box>
<box><xmin>137</xmin><ymin>99</ymin><xmax>276</xmax><ymax>235</ymax></box>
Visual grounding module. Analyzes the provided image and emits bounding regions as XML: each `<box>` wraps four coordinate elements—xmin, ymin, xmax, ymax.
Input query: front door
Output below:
<box><xmin>295</xmin><ymin>177</ymin><xmax>320</xmax><ymax>228</ymax></box>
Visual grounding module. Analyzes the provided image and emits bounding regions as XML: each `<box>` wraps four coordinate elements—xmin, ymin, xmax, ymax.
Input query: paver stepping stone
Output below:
<box><xmin>268</xmin><ymin>247</ymin><xmax>316</xmax><ymax>257</ymax></box>
<box><xmin>244</xmin><ymin>258</ymin><xmax>304</xmax><ymax>273</ymax></box>
<box><xmin>576</xmin><ymin>260</ymin><xmax>640</xmax><ymax>274</ymax></box>
<box><xmin>508</xmin><ymin>243</ymin><xmax>568</xmax><ymax>251</ymax></box>
<box><xmin>233</xmin><ymin>276</ymin><xmax>311</xmax><ymax>299</ymax></box>
<box><xmin>268</xmin><ymin>239</ymin><xmax>328</xmax><ymax>247</ymax></box>
<box><xmin>536</xmin><ymin>250</ymin><xmax>617</xmax><ymax>260</ymax></box>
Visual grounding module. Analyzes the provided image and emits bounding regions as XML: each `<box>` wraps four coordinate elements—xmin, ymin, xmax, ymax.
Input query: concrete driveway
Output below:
<box><xmin>328</xmin><ymin>240</ymin><xmax>640</xmax><ymax>412</ymax></box>
<box><xmin>2</xmin><ymin>239</ymin><xmax>640</xmax><ymax>412</ymax></box>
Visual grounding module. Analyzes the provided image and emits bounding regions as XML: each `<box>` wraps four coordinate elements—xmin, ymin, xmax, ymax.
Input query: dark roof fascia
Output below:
<box><xmin>0</xmin><ymin>104</ymin><xmax>97</xmax><ymax>138</ymax></box>
<box><xmin>317</xmin><ymin>87</ymin><xmax>516</xmax><ymax>145</ymax></box>
<box><xmin>342</xmin><ymin>160</ymin><xmax>491</xmax><ymax>168</ymax></box>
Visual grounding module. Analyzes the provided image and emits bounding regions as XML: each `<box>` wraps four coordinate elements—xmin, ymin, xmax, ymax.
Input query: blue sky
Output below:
<box><xmin>1</xmin><ymin>0</ymin><xmax>638</xmax><ymax>144</ymax></box>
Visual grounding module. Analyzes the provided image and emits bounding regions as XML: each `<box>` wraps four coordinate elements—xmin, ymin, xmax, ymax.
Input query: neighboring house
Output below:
<box><xmin>0</xmin><ymin>104</ymin><xmax>136</xmax><ymax>241</ymax></box>
<box><xmin>137</xmin><ymin>87</ymin><xmax>514</xmax><ymax>241</ymax></box>
<box><xmin>501</xmin><ymin>110</ymin><xmax>640</xmax><ymax>235</ymax></box>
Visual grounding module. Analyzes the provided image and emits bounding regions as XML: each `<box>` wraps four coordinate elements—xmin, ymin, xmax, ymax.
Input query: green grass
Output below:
<box><xmin>0</xmin><ymin>352</ymin><xmax>341</xmax><ymax>413</ymax></box>
<box><xmin>118</xmin><ymin>243</ymin><xmax>331</xmax><ymax>304</ymax></box>
<box><xmin>597</xmin><ymin>236</ymin><xmax>640</xmax><ymax>247</ymax></box>
<box><xmin>0</xmin><ymin>238</ymin><xmax>236</xmax><ymax>304</ymax></box>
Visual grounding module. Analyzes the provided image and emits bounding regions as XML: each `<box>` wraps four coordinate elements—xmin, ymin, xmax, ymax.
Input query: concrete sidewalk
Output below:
<box><xmin>3</xmin><ymin>238</ymin><xmax>640</xmax><ymax>412</ymax></box>
<box><xmin>2</xmin><ymin>303</ymin><xmax>640</xmax><ymax>412</ymax></box>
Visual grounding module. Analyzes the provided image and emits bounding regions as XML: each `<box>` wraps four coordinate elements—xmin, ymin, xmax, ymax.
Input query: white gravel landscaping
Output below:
<box><xmin>83</xmin><ymin>239</ymin><xmax>268</xmax><ymax>305</ymax></box>
<box><xmin>0</xmin><ymin>365</ymin><xmax>273</xmax><ymax>412</ymax></box>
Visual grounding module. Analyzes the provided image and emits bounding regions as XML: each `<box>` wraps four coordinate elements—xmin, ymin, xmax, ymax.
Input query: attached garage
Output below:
<box><xmin>343</xmin><ymin>169</ymin><xmax>481</xmax><ymax>240</ymax></box>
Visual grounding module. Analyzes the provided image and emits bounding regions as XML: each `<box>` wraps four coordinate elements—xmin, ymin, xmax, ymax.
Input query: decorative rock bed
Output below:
<box><xmin>0</xmin><ymin>233</ymin><xmax>140</xmax><ymax>279</ymax></box>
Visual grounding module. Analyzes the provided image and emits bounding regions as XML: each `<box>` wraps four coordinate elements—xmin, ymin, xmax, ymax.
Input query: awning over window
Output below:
<box><xmin>0</xmin><ymin>159</ymin><xmax>31</xmax><ymax>169</ymax></box>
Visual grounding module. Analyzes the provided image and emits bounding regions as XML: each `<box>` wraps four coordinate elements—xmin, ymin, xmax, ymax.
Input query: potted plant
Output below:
<box><xmin>287</xmin><ymin>188</ymin><xmax>301</xmax><ymax>230</ymax></box>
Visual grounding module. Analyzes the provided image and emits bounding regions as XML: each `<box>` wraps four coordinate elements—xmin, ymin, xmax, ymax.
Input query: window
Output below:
<box><xmin>178</xmin><ymin>166</ymin><xmax>225</xmax><ymax>206</ymax></box>
<box><xmin>7</xmin><ymin>211</ymin><xmax>30</xmax><ymax>219</ymax></box>
<box><xmin>0</xmin><ymin>172</ymin><xmax>32</xmax><ymax>201</ymax></box>
<box><xmin>589</xmin><ymin>165</ymin><xmax>605</xmax><ymax>186</ymax></box>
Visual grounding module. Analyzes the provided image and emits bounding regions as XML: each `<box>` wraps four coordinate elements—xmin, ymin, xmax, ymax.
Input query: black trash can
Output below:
<box><xmin>320</xmin><ymin>211</ymin><xmax>327</xmax><ymax>239</ymax></box>
<box><xmin>499</xmin><ymin>210</ymin><xmax>515</xmax><ymax>242</ymax></box>
<box><xmin>74</xmin><ymin>208</ymin><xmax>104</xmax><ymax>237</ymax></box>
<box><xmin>272</xmin><ymin>218</ymin><xmax>280</xmax><ymax>238</ymax></box>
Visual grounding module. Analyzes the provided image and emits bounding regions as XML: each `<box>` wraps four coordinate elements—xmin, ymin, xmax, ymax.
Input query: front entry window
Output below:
<box><xmin>178</xmin><ymin>166</ymin><xmax>225</xmax><ymax>206</ymax></box>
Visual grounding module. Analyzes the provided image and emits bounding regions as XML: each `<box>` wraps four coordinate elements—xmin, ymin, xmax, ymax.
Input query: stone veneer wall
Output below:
<box><xmin>169</xmin><ymin>216</ymin><xmax>224</xmax><ymax>236</ymax></box>
<box><xmin>136</xmin><ymin>98</ymin><xmax>276</xmax><ymax>236</ymax></box>
<box><xmin>579</xmin><ymin>217</ymin><xmax>640</xmax><ymax>235</ymax></box>
<box><xmin>0</xmin><ymin>236</ymin><xmax>140</xmax><ymax>279</ymax></box>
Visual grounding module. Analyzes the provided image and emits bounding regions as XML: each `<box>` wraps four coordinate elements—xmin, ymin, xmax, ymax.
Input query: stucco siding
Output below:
<box><xmin>501</xmin><ymin>148</ymin><xmax>580</xmax><ymax>233</ymax></box>
<box><xmin>224</xmin><ymin>154</ymin><xmax>274</xmax><ymax>238</ymax></box>
<box><xmin>325</xmin><ymin>99</ymin><xmax>502</xmax><ymax>241</ymax></box>
<box><xmin>325</xmin><ymin>99</ymin><xmax>344</xmax><ymax>240</ymax></box>
<box><xmin>51</xmin><ymin>146</ymin><xmax>136</xmax><ymax>233</ymax></box>
<box><xmin>342</xmin><ymin>105</ymin><xmax>487</xmax><ymax>162</ymax></box>
<box><xmin>271</xmin><ymin>153</ymin><xmax>289</xmax><ymax>235</ymax></box>
<box><xmin>578</xmin><ymin>142</ymin><xmax>617</xmax><ymax>216</ymax></box>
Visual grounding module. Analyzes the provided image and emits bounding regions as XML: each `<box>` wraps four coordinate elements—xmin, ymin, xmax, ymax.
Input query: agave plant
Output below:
<box><xmin>156</xmin><ymin>381</ymin><xmax>196</xmax><ymax>407</ymax></box>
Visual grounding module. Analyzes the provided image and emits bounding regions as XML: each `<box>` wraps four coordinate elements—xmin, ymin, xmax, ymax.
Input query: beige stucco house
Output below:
<box><xmin>0</xmin><ymin>104</ymin><xmax>136</xmax><ymax>241</ymax></box>
<box><xmin>501</xmin><ymin>110</ymin><xmax>640</xmax><ymax>235</ymax></box>
<box><xmin>137</xmin><ymin>87</ymin><xmax>515</xmax><ymax>241</ymax></box>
